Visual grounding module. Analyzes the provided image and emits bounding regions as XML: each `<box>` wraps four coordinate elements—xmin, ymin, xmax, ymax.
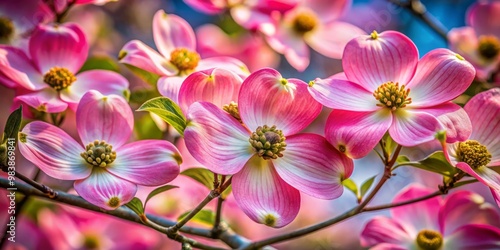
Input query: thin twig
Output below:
<box><xmin>387</xmin><ymin>0</ymin><xmax>449</xmax><ymax>42</ymax></box>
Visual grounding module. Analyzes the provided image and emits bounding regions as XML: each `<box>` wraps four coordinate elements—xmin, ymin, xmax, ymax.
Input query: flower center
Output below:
<box><xmin>416</xmin><ymin>229</ymin><xmax>443</xmax><ymax>250</ymax></box>
<box><xmin>169</xmin><ymin>48</ymin><xmax>200</xmax><ymax>74</ymax></box>
<box><xmin>80</xmin><ymin>140</ymin><xmax>117</xmax><ymax>167</ymax></box>
<box><xmin>43</xmin><ymin>67</ymin><xmax>77</xmax><ymax>91</ymax></box>
<box><xmin>81</xmin><ymin>234</ymin><xmax>100</xmax><ymax>249</ymax></box>
<box><xmin>0</xmin><ymin>16</ymin><xmax>14</xmax><ymax>41</ymax></box>
<box><xmin>223</xmin><ymin>101</ymin><xmax>242</xmax><ymax>123</ymax></box>
<box><xmin>373</xmin><ymin>81</ymin><xmax>412</xmax><ymax>111</ymax></box>
<box><xmin>457</xmin><ymin>140</ymin><xmax>491</xmax><ymax>169</ymax></box>
<box><xmin>292</xmin><ymin>11</ymin><xmax>318</xmax><ymax>34</ymax></box>
<box><xmin>478</xmin><ymin>35</ymin><xmax>500</xmax><ymax>60</ymax></box>
<box><xmin>249</xmin><ymin>125</ymin><xmax>286</xmax><ymax>160</ymax></box>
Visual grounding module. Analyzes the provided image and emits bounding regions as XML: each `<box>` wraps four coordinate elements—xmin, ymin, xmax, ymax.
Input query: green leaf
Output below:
<box><xmin>360</xmin><ymin>176</ymin><xmax>376</xmax><ymax>198</ymax></box>
<box><xmin>79</xmin><ymin>55</ymin><xmax>120</xmax><ymax>72</ymax></box>
<box><xmin>177</xmin><ymin>209</ymin><xmax>215</xmax><ymax>226</ymax></box>
<box><xmin>123</xmin><ymin>63</ymin><xmax>160</xmax><ymax>86</ymax></box>
<box><xmin>408</xmin><ymin>151</ymin><xmax>457</xmax><ymax>177</ymax></box>
<box><xmin>382</xmin><ymin>133</ymin><xmax>397</xmax><ymax>156</ymax></box>
<box><xmin>137</xmin><ymin>97</ymin><xmax>186</xmax><ymax>136</ymax></box>
<box><xmin>125</xmin><ymin>197</ymin><xmax>144</xmax><ymax>216</ymax></box>
<box><xmin>134</xmin><ymin>114</ymin><xmax>163</xmax><ymax>140</ymax></box>
<box><xmin>396</xmin><ymin>155</ymin><xmax>411</xmax><ymax>164</ymax></box>
<box><xmin>2</xmin><ymin>106</ymin><xmax>22</xmax><ymax>144</ymax></box>
<box><xmin>181</xmin><ymin>168</ymin><xmax>214</xmax><ymax>190</ymax></box>
<box><xmin>342</xmin><ymin>179</ymin><xmax>358</xmax><ymax>198</ymax></box>
<box><xmin>221</xmin><ymin>185</ymin><xmax>232</xmax><ymax>199</ymax></box>
<box><xmin>129</xmin><ymin>88</ymin><xmax>161</xmax><ymax>105</ymax></box>
<box><xmin>144</xmin><ymin>185</ymin><xmax>178</xmax><ymax>208</ymax></box>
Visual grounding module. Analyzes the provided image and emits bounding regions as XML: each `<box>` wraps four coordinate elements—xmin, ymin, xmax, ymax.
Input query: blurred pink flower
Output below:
<box><xmin>53</xmin><ymin>0</ymin><xmax>118</xmax><ymax>13</ymax></box>
<box><xmin>119</xmin><ymin>10</ymin><xmax>249</xmax><ymax>103</ymax></box>
<box><xmin>443</xmin><ymin>88</ymin><xmax>500</xmax><ymax>207</ymax></box>
<box><xmin>0</xmin><ymin>0</ymin><xmax>53</xmax><ymax>46</ymax></box>
<box><xmin>184</xmin><ymin>68</ymin><xmax>353</xmax><ymax>227</ymax></box>
<box><xmin>18</xmin><ymin>90</ymin><xmax>181</xmax><ymax>210</ymax></box>
<box><xmin>361</xmin><ymin>185</ymin><xmax>500</xmax><ymax>249</ymax></box>
<box><xmin>184</xmin><ymin>0</ymin><xmax>298</xmax><ymax>31</ymax></box>
<box><xmin>448</xmin><ymin>1</ymin><xmax>500</xmax><ymax>79</ymax></box>
<box><xmin>196</xmin><ymin>24</ymin><xmax>280</xmax><ymax>71</ymax></box>
<box><xmin>38</xmin><ymin>206</ymin><xmax>161</xmax><ymax>249</ymax></box>
<box><xmin>264</xmin><ymin>0</ymin><xmax>365</xmax><ymax>71</ymax></box>
<box><xmin>0</xmin><ymin>22</ymin><xmax>129</xmax><ymax>114</ymax></box>
<box><xmin>308</xmin><ymin>31</ymin><xmax>476</xmax><ymax>159</ymax></box>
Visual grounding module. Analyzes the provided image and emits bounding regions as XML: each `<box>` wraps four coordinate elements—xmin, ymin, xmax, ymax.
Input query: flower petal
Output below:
<box><xmin>306</xmin><ymin>21</ymin><xmax>365</xmax><ymax>59</ymax></box>
<box><xmin>238</xmin><ymin>68</ymin><xmax>322</xmax><ymax>135</ymax></box>
<box><xmin>14</xmin><ymin>89</ymin><xmax>68</xmax><ymax>114</ymax></box>
<box><xmin>439</xmin><ymin>190</ymin><xmax>500</xmax><ymax>236</ymax></box>
<box><xmin>303</xmin><ymin>0</ymin><xmax>350</xmax><ymax>22</ymax></box>
<box><xmin>233</xmin><ymin>156</ymin><xmax>300</xmax><ymax>228</ymax></box>
<box><xmin>0</xmin><ymin>45</ymin><xmax>45</xmax><ymax>90</ymax></box>
<box><xmin>196</xmin><ymin>57</ymin><xmax>250</xmax><ymax>79</ymax></box>
<box><xmin>178</xmin><ymin>68</ymin><xmax>243</xmax><ymax>113</ymax></box>
<box><xmin>29</xmin><ymin>23</ymin><xmax>88</xmax><ymax>73</ymax></box>
<box><xmin>157</xmin><ymin>76</ymin><xmax>184</xmax><ymax>104</ymax></box>
<box><xmin>273</xmin><ymin>133</ymin><xmax>353</xmax><ymax>199</ymax></box>
<box><xmin>108</xmin><ymin>140</ymin><xmax>181</xmax><ymax>186</ymax></box>
<box><xmin>407</xmin><ymin>49</ymin><xmax>476</xmax><ymax>107</ymax></box>
<box><xmin>468</xmin><ymin>1</ymin><xmax>500</xmax><ymax>38</ymax></box>
<box><xmin>390</xmin><ymin>109</ymin><xmax>441</xmax><ymax>147</ymax></box>
<box><xmin>445</xmin><ymin>224</ymin><xmax>500</xmax><ymax>250</ymax></box>
<box><xmin>391</xmin><ymin>185</ymin><xmax>441</xmax><ymax>236</ymax></box>
<box><xmin>184</xmin><ymin>0</ymin><xmax>226</xmax><ymax>14</ymax></box>
<box><xmin>447</xmin><ymin>27</ymin><xmax>481</xmax><ymax>65</ymax></box>
<box><xmin>308</xmin><ymin>77</ymin><xmax>379</xmax><ymax>111</ymax></box>
<box><xmin>325</xmin><ymin>109</ymin><xmax>392</xmax><ymax>159</ymax></box>
<box><xmin>184</xmin><ymin>102</ymin><xmax>253</xmax><ymax>175</ymax></box>
<box><xmin>60</xmin><ymin>70</ymin><xmax>130</xmax><ymax>106</ymax></box>
<box><xmin>342</xmin><ymin>31</ymin><xmax>418</xmax><ymax>92</ymax></box>
<box><xmin>119</xmin><ymin>40</ymin><xmax>177</xmax><ymax>76</ymax></box>
<box><xmin>457</xmin><ymin>163</ymin><xmax>500</xmax><ymax>196</ymax></box>
<box><xmin>265</xmin><ymin>28</ymin><xmax>310</xmax><ymax>71</ymax></box>
<box><xmin>416</xmin><ymin>103</ymin><xmax>472</xmax><ymax>143</ymax></box>
<box><xmin>76</xmin><ymin>90</ymin><xmax>134</xmax><ymax>148</ymax></box>
<box><xmin>74</xmin><ymin>168</ymin><xmax>137</xmax><ymax>210</ymax></box>
<box><xmin>360</xmin><ymin>217</ymin><xmax>413</xmax><ymax>247</ymax></box>
<box><xmin>465</xmin><ymin>88</ymin><xmax>500</xmax><ymax>166</ymax></box>
<box><xmin>153</xmin><ymin>10</ymin><xmax>196</xmax><ymax>57</ymax></box>
<box><xmin>18</xmin><ymin>121</ymin><xmax>91</xmax><ymax>180</ymax></box>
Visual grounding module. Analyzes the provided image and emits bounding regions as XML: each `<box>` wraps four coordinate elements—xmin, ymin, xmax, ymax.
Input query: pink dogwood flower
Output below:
<box><xmin>0</xmin><ymin>22</ymin><xmax>129</xmax><ymax>113</ymax></box>
<box><xmin>184</xmin><ymin>0</ymin><xmax>298</xmax><ymax>31</ymax></box>
<box><xmin>184</xmin><ymin>68</ymin><xmax>353</xmax><ymax>227</ymax></box>
<box><xmin>264</xmin><ymin>0</ymin><xmax>365</xmax><ymax>71</ymax></box>
<box><xmin>448</xmin><ymin>1</ymin><xmax>500</xmax><ymax>79</ymax></box>
<box><xmin>443</xmin><ymin>88</ymin><xmax>500</xmax><ymax>206</ymax></box>
<box><xmin>119</xmin><ymin>10</ymin><xmax>248</xmax><ymax>103</ymax></box>
<box><xmin>361</xmin><ymin>185</ymin><xmax>500</xmax><ymax>249</ymax></box>
<box><xmin>196</xmin><ymin>24</ymin><xmax>280</xmax><ymax>71</ymax></box>
<box><xmin>0</xmin><ymin>0</ymin><xmax>53</xmax><ymax>45</ymax></box>
<box><xmin>308</xmin><ymin>31</ymin><xmax>476</xmax><ymax>159</ymax></box>
<box><xmin>18</xmin><ymin>90</ymin><xmax>181</xmax><ymax>210</ymax></box>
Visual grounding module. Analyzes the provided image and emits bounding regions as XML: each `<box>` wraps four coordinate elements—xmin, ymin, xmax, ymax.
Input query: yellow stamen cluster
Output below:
<box><xmin>457</xmin><ymin>140</ymin><xmax>492</xmax><ymax>169</ymax></box>
<box><xmin>169</xmin><ymin>48</ymin><xmax>200</xmax><ymax>73</ymax></box>
<box><xmin>373</xmin><ymin>81</ymin><xmax>412</xmax><ymax>111</ymax></box>
<box><xmin>108</xmin><ymin>196</ymin><xmax>121</xmax><ymax>208</ymax></box>
<box><xmin>263</xmin><ymin>214</ymin><xmax>277</xmax><ymax>227</ymax></box>
<box><xmin>43</xmin><ymin>67</ymin><xmax>77</xmax><ymax>91</ymax></box>
<box><xmin>82</xmin><ymin>234</ymin><xmax>100</xmax><ymax>249</ymax></box>
<box><xmin>81</xmin><ymin>140</ymin><xmax>116</xmax><ymax>167</ymax></box>
<box><xmin>416</xmin><ymin>229</ymin><xmax>443</xmax><ymax>250</ymax></box>
<box><xmin>478</xmin><ymin>35</ymin><xmax>500</xmax><ymax>60</ymax></box>
<box><xmin>292</xmin><ymin>12</ymin><xmax>318</xmax><ymax>34</ymax></box>
<box><xmin>222</xmin><ymin>101</ymin><xmax>241</xmax><ymax>123</ymax></box>
<box><xmin>249</xmin><ymin>125</ymin><xmax>286</xmax><ymax>160</ymax></box>
<box><xmin>0</xmin><ymin>16</ymin><xmax>14</xmax><ymax>41</ymax></box>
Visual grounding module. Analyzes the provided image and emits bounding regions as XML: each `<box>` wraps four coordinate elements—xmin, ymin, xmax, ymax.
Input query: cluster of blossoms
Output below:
<box><xmin>0</xmin><ymin>0</ymin><xmax>500</xmax><ymax>249</ymax></box>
